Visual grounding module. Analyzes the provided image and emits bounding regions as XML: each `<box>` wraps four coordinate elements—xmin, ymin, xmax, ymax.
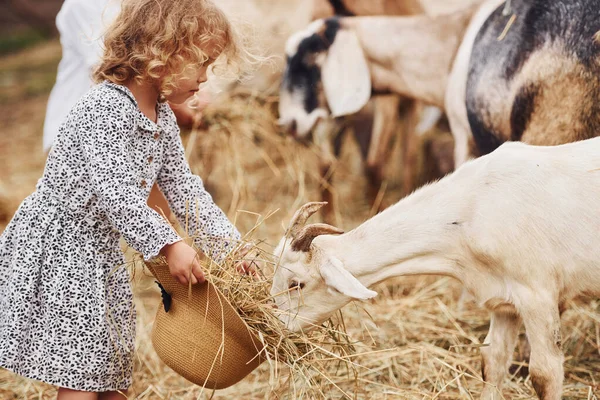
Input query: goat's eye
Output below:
<box><xmin>289</xmin><ymin>281</ymin><xmax>305</xmax><ymax>290</ymax></box>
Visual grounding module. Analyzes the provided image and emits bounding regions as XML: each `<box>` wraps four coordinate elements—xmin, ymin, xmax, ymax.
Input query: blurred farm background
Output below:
<box><xmin>0</xmin><ymin>0</ymin><xmax>598</xmax><ymax>399</ymax></box>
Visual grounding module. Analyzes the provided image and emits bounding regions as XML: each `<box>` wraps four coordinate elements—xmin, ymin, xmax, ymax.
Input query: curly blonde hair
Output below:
<box><xmin>93</xmin><ymin>0</ymin><xmax>256</xmax><ymax>97</ymax></box>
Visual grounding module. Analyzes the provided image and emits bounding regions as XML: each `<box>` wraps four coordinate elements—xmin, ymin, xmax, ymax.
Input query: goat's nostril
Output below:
<box><xmin>289</xmin><ymin>119</ymin><xmax>297</xmax><ymax>136</ymax></box>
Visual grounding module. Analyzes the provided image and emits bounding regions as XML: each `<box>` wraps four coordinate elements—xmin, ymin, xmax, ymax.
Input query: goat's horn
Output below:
<box><xmin>287</xmin><ymin>202</ymin><xmax>328</xmax><ymax>238</ymax></box>
<box><xmin>290</xmin><ymin>223</ymin><xmax>344</xmax><ymax>252</ymax></box>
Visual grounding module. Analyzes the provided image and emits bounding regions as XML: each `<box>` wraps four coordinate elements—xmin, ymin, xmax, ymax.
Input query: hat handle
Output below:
<box><xmin>156</xmin><ymin>281</ymin><xmax>172</xmax><ymax>312</ymax></box>
<box><xmin>146</xmin><ymin>259</ymin><xmax>173</xmax><ymax>313</ymax></box>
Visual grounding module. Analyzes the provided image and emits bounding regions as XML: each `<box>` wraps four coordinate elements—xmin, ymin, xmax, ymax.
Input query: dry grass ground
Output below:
<box><xmin>0</xmin><ymin>34</ymin><xmax>599</xmax><ymax>400</ymax></box>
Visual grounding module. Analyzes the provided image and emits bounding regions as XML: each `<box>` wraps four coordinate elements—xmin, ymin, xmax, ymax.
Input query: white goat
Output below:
<box><xmin>271</xmin><ymin>137</ymin><xmax>600</xmax><ymax>400</ymax></box>
<box><xmin>280</xmin><ymin>1</ymin><xmax>446</xmax><ymax>224</ymax></box>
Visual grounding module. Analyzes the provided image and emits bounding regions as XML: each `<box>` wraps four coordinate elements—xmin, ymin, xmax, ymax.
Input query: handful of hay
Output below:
<box><xmin>144</xmin><ymin>233</ymin><xmax>363</xmax><ymax>398</ymax></box>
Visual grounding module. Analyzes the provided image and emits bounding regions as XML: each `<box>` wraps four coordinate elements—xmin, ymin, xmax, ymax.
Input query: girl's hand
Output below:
<box><xmin>236</xmin><ymin>259</ymin><xmax>257</xmax><ymax>276</ymax></box>
<box><xmin>235</xmin><ymin>243</ymin><xmax>260</xmax><ymax>277</ymax></box>
<box><xmin>161</xmin><ymin>241</ymin><xmax>205</xmax><ymax>285</ymax></box>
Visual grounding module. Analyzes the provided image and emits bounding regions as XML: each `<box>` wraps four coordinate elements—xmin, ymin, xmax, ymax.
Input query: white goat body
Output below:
<box><xmin>271</xmin><ymin>137</ymin><xmax>600</xmax><ymax>399</ymax></box>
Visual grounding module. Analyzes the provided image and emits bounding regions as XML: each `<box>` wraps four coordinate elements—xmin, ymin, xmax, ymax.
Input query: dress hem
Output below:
<box><xmin>0</xmin><ymin>363</ymin><xmax>132</xmax><ymax>392</ymax></box>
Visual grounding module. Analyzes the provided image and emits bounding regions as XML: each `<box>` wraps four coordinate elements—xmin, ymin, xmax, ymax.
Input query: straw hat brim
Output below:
<box><xmin>146</xmin><ymin>259</ymin><xmax>263</xmax><ymax>389</ymax></box>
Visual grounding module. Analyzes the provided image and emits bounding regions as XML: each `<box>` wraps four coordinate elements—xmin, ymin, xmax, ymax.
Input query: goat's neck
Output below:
<box><xmin>346</xmin><ymin>6</ymin><xmax>477</xmax><ymax>107</ymax></box>
<box><xmin>316</xmin><ymin>180</ymin><xmax>468</xmax><ymax>287</ymax></box>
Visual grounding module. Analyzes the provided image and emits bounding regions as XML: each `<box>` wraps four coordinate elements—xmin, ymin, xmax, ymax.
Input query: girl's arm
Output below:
<box><xmin>79</xmin><ymin>100</ymin><xmax>182</xmax><ymax>261</ymax></box>
<box><xmin>157</xmin><ymin>123</ymin><xmax>241</xmax><ymax>263</ymax></box>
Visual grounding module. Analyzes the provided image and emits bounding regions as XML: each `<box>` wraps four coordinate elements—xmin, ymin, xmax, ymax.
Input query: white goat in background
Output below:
<box><xmin>271</xmin><ymin>137</ymin><xmax>600</xmax><ymax>400</ymax></box>
<box><xmin>280</xmin><ymin>0</ymin><xmax>447</xmax><ymax>224</ymax></box>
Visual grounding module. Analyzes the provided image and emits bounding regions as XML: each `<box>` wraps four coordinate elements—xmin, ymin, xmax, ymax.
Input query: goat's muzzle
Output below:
<box><xmin>277</xmin><ymin>117</ymin><xmax>298</xmax><ymax>137</ymax></box>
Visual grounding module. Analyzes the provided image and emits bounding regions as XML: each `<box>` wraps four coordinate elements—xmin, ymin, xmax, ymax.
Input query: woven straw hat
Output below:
<box><xmin>146</xmin><ymin>259</ymin><xmax>263</xmax><ymax>389</ymax></box>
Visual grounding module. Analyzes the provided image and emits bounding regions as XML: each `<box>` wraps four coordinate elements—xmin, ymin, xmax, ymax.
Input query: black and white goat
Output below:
<box><xmin>279</xmin><ymin>0</ymin><xmax>445</xmax><ymax>223</ymax></box>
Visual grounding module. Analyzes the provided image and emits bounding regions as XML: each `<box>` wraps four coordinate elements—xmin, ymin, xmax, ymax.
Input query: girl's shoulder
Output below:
<box><xmin>70</xmin><ymin>81</ymin><xmax>138</xmax><ymax>121</ymax></box>
<box><xmin>83</xmin><ymin>81</ymin><xmax>138</xmax><ymax>110</ymax></box>
<box><xmin>63</xmin><ymin>81</ymin><xmax>139</xmax><ymax>134</ymax></box>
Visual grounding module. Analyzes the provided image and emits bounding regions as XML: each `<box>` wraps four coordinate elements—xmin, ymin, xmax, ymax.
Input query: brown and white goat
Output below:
<box><xmin>280</xmin><ymin>0</ymin><xmax>446</xmax><ymax>224</ymax></box>
<box><xmin>281</xmin><ymin>0</ymin><xmax>600</xmax><ymax>171</ymax></box>
<box><xmin>271</xmin><ymin>137</ymin><xmax>600</xmax><ymax>400</ymax></box>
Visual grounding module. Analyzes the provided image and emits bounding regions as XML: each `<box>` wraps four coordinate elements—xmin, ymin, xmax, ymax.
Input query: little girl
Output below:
<box><xmin>0</xmin><ymin>0</ymin><xmax>254</xmax><ymax>398</ymax></box>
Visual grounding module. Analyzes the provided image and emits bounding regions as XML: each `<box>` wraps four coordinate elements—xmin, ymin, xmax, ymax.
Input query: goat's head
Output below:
<box><xmin>278</xmin><ymin>18</ymin><xmax>372</xmax><ymax>140</ymax></box>
<box><xmin>270</xmin><ymin>202</ymin><xmax>377</xmax><ymax>332</ymax></box>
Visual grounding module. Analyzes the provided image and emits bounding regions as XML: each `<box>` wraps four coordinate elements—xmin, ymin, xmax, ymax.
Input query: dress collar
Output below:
<box><xmin>102</xmin><ymin>80</ymin><xmax>170</xmax><ymax>132</ymax></box>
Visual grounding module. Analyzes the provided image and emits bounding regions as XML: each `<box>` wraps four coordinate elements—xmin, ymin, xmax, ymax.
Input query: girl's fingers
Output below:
<box><xmin>238</xmin><ymin>243</ymin><xmax>253</xmax><ymax>258</ymax></box>
<box><xmin>176</xmin><ymin>275</ymin><xmax>187</xmax><ymax>286</ymax></box>
<box><xmin>192</xmin><ymin>262</ymin><xmax>205</xmax><ymax>284</ymax></box>
<box><xmin>189</xmin><ymin>270</ymin><xmax>198</xmax><ymax>285</ymax></box>
<box><xmin>237</xmin><ymin>260</ymin><xmax>258</xmax><ymax>277</ymax></box>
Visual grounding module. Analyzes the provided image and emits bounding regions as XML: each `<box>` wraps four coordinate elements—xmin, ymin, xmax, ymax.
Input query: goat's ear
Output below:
<box><xmin>319</xmin><ymin>257</ymin><xmax>377</xmax><ymax>300</ymax></box>
<box><xmin>321</xmin><ymin>29</ymin><xmax>371</xmax><ymax>118</ymax></box>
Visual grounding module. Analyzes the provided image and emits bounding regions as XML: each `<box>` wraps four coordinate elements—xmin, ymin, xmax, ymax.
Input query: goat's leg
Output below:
<box><xmin>511</xmin><ymin>301</ymin><xmax>568</xmax><ymax>378</ymax></box>
<box><xmin>450</xmin><ymin>120</ymin><xmax>472</xmax><ymax>168</ymax></box>
<box><xmin>365</xmin><ymin>94</ymin><xmax>400</xmax><ymax>210</ymax></box>
<box><xmin>521</xmin><ymin>304</ymin><xmax>564</xmax><ymax>400</ymax></box>
<box><xmin>480</xmin><ymin>310</ymin><xmax>522</xmax><ymax>400</ymax></box>
<box><xmin>399</xmin><ymin>99</ymin><xmax>421</xmax><ymax>197</ymax></box>
<box><xmin>318</xmin><ymin>156</ymin><xmax>335</xmax><ymax>225</ymax></box>
<box><xmin>314</xmin><ymin>118</ymin><xmax>344</xmax><ymax>225</ymax></box>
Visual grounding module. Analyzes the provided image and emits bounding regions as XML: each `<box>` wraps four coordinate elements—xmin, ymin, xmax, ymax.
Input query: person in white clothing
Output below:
<box><xmin>43</xmin><ymin>0</ymin><xmax>118</xmax><ymax>153</ymax></box>
<box><xmin>43</xmin><ymin>0</ymin><xmax>205</xmax><ymax>153</ymax></box>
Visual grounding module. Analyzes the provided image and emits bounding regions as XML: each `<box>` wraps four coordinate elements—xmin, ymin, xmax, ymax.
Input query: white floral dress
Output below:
<box><xmin>0</xmin><ymin>81</ymin><xmax>240</xmax><ymax>391</ymax></box>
